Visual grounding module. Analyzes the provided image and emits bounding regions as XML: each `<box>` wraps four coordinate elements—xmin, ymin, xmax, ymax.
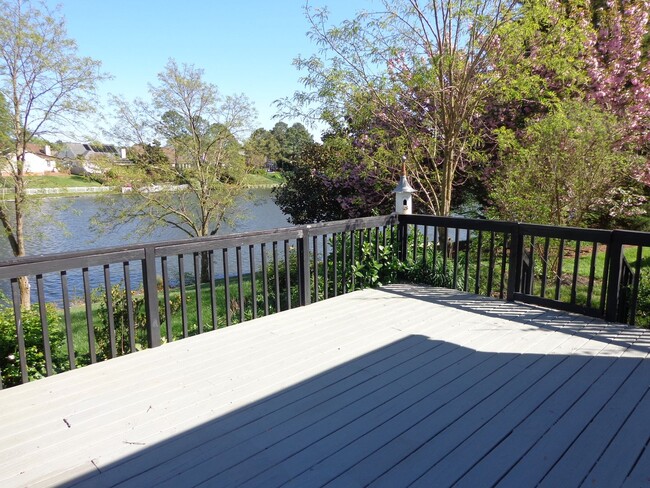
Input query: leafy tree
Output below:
<box><xmin>489</xmin><ymin>100</ymin><xmax>645</xmax><ymax>227</ymax></box>
<box><xmin>0</xmin><ymin>0</ymin><xmax>106</xmax><ymax>307</ymax></box>
<box><xmin>0</xmin><ymin>94</ymin><xmax>11</xmax><ymax>157</ymax></box>
<box><xmin>280</xmin><ymin>0</ymin><xmax>517</xmax><ymax>216</ymax></box>
<box><xmin>478</xmin><ymin>0</ymin><xmax>650</xmax><ymax>221</ymax></box>
<box><xmin>127</xmin><ymin>140</ymin><xmax>170</xmax><ymax>180</ymax></box>
<box><xmin>584</xmin><ymin>0</ymin><xmax>650</xmax><ymax>149</ymax></box>
<box><xmin>269</xmin><ymin>121</ymin><xmax>313</xmax><ymax>170</ymax></box>
<box><xmin>244</xmin><ymin>128</ymin><xmax>280</xmax><ymax>169</ymax></box>
<box><xmin>274</xmin><ymin>133</ymin><xmax>394</xmax><ymax>223</ymax></box>
<box><xmin>106</xmin><ymin>59</ymin><xmax>257</xmax><ymax>280</ymax></box>
<box><xmin>282</xmin><ymin>122</ymin><xmax>313</xmax><ymax>169</ymax></box>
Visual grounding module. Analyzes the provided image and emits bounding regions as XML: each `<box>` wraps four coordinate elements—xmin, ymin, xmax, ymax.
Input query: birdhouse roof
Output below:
<box><xmin>393</xmin><ymin>175</ymin><xmax>416</xmax><ymax>194</ymax></box>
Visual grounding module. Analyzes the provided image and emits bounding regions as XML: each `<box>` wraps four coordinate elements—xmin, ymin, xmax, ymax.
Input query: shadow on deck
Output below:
<box><xmin>1</xmin><ymin>285</ymin><xmax>649</xmax><ymax>487</ymax></box>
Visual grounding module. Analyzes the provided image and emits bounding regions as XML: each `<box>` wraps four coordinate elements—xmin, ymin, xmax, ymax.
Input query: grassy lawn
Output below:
<box><xmin>23</xmin><ymin>174</ymin><xmax>103</xmax><ymax>188</ymax></box>
<box><xmin>509</xmin><ymin>241</ymin><xmax>650</xmax><ymax>312</ymax></box>
<box><xmin>65</xmin><ymin>273</ymin><xmax>290</xmax><ymax>365</ymax></box>
<box><xmin>16</xmin><ymin>172</ymin><xmax>283</xmax><ymax>189</ymax></box>
<box><xmin>243</xmin><ymin>172</ymin><xmax>284</xmax><ymax>186</ymax></box>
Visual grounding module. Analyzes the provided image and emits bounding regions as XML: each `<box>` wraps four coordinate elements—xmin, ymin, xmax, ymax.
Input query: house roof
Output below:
<box><xmin>58</xmin><ymin>143</ymin><xmax>122</xmax><ymax>160</ymax></box>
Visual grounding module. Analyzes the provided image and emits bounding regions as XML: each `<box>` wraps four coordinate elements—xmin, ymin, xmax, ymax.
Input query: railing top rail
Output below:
<box><xmin>0</xmin><ymin>248</ymin><xmax>147</xmax><ymax>280</ymax></box>
<box><xmin>3</xmin><ymin>212</ymin><xmax>650</xmax><ymax>281</ymax></box>
<box><xmin>0</xmin><ymin>215</ymin><xmax>398</xmax><ymax>278</ymax></box>
<box><xmin>611</xmin><ymin>229</ymin><xmax>650</xmax><ymax>247</ymax></box>
<box><xmin>518</xmin><ymin>222</ymin><xmax>611</xmax><ymax>242</ymax></box>
<box><xmin>305</xmin><ymin>214</ymin><xmax>397</xmax><ymax>236</ymax></box>
<box><xmin>154</xmin><ymin>227</ymin><xmax>305</xmax><ymax>257</ymax></box>
<box><xmin>399</xmin><ymin>214</ymin><xmax>516</xmax><ymax>233</ymax></box>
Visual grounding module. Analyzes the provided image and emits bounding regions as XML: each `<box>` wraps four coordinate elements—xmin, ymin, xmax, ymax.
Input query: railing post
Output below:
<box><xmin>397</xmin><ymin>215</ymin><xmax>408</xmax><ymax>263</ymax></box>
<box><xmin>506</xmin><ymin>223</ymin><xmax>522</xmax><ymax>301</ymax></box>
<box><xmin>143</xmin><ymin>246</ymin><xmax>161</xmax><ymax>347</ymax></box>
<box><xmin>298</xmin><ymin>227</ymin><xmax>312</xmax><ymax>306</ymax></box>
<box><xmin>605</xmin><ymin>231</ymin><xmax>624</xmax><ymax>322</ymax></box>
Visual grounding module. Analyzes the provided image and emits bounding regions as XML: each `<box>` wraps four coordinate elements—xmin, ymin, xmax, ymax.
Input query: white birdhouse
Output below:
<box><xmin>393</xmin><ymin>159</ymin><xmax>416</xmax><ymax>215</ymax></box>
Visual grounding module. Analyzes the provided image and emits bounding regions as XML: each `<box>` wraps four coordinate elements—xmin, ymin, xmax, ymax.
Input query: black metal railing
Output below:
<box><xmin>0</xmin><ymin>215</ymin><xmax>397</xmax><ymax>388</ymax></box>
<box><xmin>1</xmin><ymin>212</ymin><xmax>649</xmax><ymax>388</ymax></box>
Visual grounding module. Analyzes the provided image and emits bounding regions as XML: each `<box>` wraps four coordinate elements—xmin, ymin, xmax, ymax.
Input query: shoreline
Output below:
<box><xmin>0</xmin><ymin>182</ymin><xmax>280</xmax><ymax>200</ymax></box>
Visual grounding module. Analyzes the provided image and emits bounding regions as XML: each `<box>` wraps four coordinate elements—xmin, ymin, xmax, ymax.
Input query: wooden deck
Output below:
<box><xmin>1</xmin><ymin>284</ymin><xmax>650</xmax><ymax>487</ymax></box>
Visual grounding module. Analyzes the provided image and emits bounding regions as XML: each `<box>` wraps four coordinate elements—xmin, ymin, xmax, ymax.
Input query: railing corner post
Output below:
<box><xmin>143</xmin><ymin>246</ymin><xmax>161</xmax><ymax>348</ymax></box>
<box><xmin>506</xmin><ymin>223</ymin><xmax>522</xmax><ymax>302</ymax></box>
<box><xmin>605</xmin><ymin>231</ymin><xmax>624</xmax><ymax>322</ymax></box>
<box><xmin>298</xmin><ymin>227</ymin><xmax>312</xmax><ymax>306</ymax></box>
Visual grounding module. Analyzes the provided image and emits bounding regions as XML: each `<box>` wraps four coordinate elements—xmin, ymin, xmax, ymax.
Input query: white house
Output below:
<box><xmin>3</xmin><ymin>144</ymin><xmax>57</xmax><ymax>175</ymax></box>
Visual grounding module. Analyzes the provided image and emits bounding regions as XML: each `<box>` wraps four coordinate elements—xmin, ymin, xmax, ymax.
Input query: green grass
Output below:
<box><xmin>515</xmin><ymin>242</ymin><xmax>650</xmax><ymax>312</ymax></box>
<box><xmin>65</xmin><ymin>273</ymin><xmax>290</xmax><ymax>365</ymax></box>
<box><xmin>243</xmin><ymin>171</ymin><xmax>285</xmax><ymax>186</ymax></box>
<box><xmin>24</xmin><ymin>174</ymin><xmax>103</xmax><ymax>188</ymax></box>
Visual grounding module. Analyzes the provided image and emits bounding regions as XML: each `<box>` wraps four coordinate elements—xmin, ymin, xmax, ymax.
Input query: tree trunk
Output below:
<box><xmin>200</xmin><ymin>251</ymin><xmax>211</xmax><ymax>284</ymax></box>
<box><xmin>15</xmin><ymin>155</ymin><xmax>30</xmax><ymax>309</ymax></box>
<box><xmin>18</xmin><ymin>276</ymin><xmax>30</xmax><ymax>309</ymax></box>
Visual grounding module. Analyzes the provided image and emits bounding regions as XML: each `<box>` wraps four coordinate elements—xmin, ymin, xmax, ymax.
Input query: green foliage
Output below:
<box><xmin>0</xmin><ymin>303</ymin><xmax>68</xmax><ymax>387</ymax></box>
<box><xmin>400</xmin><ymin>232</ymin><xmax>469</xmax><ymax>290</ymax></box>
<box><xmin>128</xmin><ymin>141</ymin><xmax>171</xmax><ymax>181</ymax></box>
<box><xmin>0</xmin><ymin>93</ymin><xmax>11</xmax><ymax>158</ymax></box>
<box><xmin>95</xmin><ymin>284</ymin><xmax>147</xmax><ymax>359</ymax></box>
<box><xmin>492</xmin><ymin>0</ymin><xmax>591</xmax><ymax>107</ymax></box>
<box><xmin>490</xmin><ymin>100</ymin><xmax>645</xmax><ymax>227</ymax></box>
<box><xmin>271</xmin><ymin>122</ymin><xmax>314</xmax><ymax>170</ymax></box>
<box><xmin>263</xmin><ymin>248</ymin><xmax>301</xmax><ymax>312</ymax></box>
<box><xmin>351</xmin><ymin>242</ymin><xmax>404</xmax><ymax>289</ymax></box>
<box><xmin>245</xmin><ymin>128</ymin><xmax>281</xmax><ymax>168</ymax></box>
<box><xmin>95</xmin><ymin>283</ymin><xmax>180</xmax><ymax>360</ymax></box>
<box><xmin>633</xmin><ymin>268</ymin><xmax>650</xmax><ymax>329</ymax></box>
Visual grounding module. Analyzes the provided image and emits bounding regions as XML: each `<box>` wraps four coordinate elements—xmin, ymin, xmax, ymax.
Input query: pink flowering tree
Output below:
<box><xmin>484</xmin><ymin>0</ymin><xmax>650</xmax><ymax>226</ymax></box>
<box><xmin>584</xmin><ymin>0</ymin><xmax>650</xmax><ymax>148</ymax></box>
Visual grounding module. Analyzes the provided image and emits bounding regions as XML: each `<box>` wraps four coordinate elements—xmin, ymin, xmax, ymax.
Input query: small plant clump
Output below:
<box><xmin>0</xmin><ymin>302</ymin><xmax>69</xmax><ymax>387</ymax></box>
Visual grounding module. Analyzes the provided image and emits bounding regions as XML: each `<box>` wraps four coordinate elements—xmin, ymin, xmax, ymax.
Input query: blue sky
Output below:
<box><xmin>46</xmin><ymin>0</ymin><xmax>376</xmax><ymax>140</ymax></box>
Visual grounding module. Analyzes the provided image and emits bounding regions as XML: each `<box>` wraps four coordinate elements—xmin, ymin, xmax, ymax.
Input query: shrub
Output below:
<box><xmin>0</xmin><ymin>303</ymin><xmax>69</xmax><ymax>387</ymax></box>
<box><xmin>95</xmin><ymin>283</ymin><xmax>180</xmax><ymax>360</ymax></box>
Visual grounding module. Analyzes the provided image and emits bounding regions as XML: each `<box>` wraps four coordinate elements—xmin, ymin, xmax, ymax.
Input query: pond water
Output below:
<box><xmin>0</xmin><ymin>188</ymin><xmax>293</xmax><ymax>303</ymax></box>
<box><xmin>0</xmin><ymin>188</ymin><xmax>290</xmax><ymax>258</ymax></box>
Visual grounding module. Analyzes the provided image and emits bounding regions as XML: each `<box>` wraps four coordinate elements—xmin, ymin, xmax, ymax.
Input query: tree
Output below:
<box><xmin>0</xmin><ymin>0</ymin><xmax>105</xmax><ymax>307</ymax></box>
<box><xmin>244</xmin><ymin>128</ymin><xmax>280</xmax><ymax>169</ymax></box>
<box><xmin>0</xmin><ymin>94</ymin><xmax>11</xmax><ymax>158</ymax></box>
<box><xmin>489</xmin><ymin>100</ymin><xmax>645</xmax><ymax>227</ymax></box>
<box><xmin>281</xmin><ymin>122</ymin><xmax>313</xmax><ymax>169</ymax></box>
<box><xmin>274</xmin><ymin>133</ymin><xmax>394</xmax><ymax>223</ymax></box>
<box><xmin>280</xmin><ymin>0</ymin><xmax>517</xmax><ymax>216</ymax></box>
<box><xmin>480</xmin><ymin>0</ymin><xmax>650</xmax><ymax>227</ymax></box>
<box><xmin>107</xmin><ymin>59</ymin><xmax>257</xmax><ymax>280</ymax></box>
<box><xmin>128</xmin><ymin>140</ymin><xmax>170</xmax><ymax>180</ymax></box>
<box><xmin>583</xmin><ymin>0</ymin><xmax>650</xmax><ymax>148</ymax></box>
<box><xmin>269</xmin><ymin>121</ymin><xmax>313</xmax><ymax>170</ymax></box>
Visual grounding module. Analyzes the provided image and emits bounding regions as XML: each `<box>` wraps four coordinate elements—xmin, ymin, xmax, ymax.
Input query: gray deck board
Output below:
<box><xmin>1</xmin><ymin>284</ymin><xmax>649</xmax><ymax>488</ymax></box>
<box><xmin>541</xmin><ymin>359</ymin><xmax>650</xmax><ymax>487</ymax></box>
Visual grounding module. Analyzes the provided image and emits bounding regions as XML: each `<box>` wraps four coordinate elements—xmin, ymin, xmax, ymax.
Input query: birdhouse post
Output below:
<box><xmin>393</xmin><ymin>157</ymin><xmax>416</xmax><ymax>215</ymax></box>
<box><xmin>393</xmin><ymin>157</ymin><xmax>416</xmax><ymax>261</ymax></box>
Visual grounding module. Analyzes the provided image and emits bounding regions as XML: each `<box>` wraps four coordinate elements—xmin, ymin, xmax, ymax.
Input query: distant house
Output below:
<box><xmin>265</xmin><ymin>159</ymin><xmax>278</xmax><ymax>172</ymax></box>
<box><xmin>3</xmin><ymin>144</ymin><xmax>57</xmax><ymax>175</ymax></box>
<box><xmin>58</xmin><ymin>143</ymin><xmax>128</xmax><ymax>175</ymax></box>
